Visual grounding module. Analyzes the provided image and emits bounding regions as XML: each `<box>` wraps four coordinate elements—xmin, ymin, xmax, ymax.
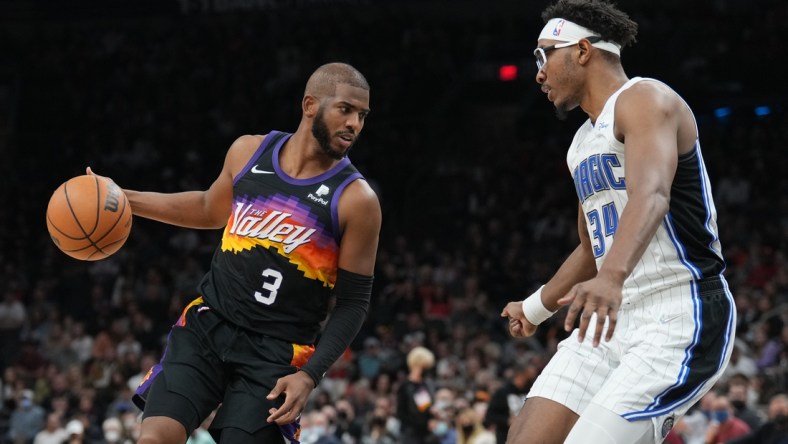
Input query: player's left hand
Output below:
<box><xmin>266</xmin><ymin>371</ymin><xmax>315</xmax><ymax>425</ymax></box>
<box><xmin>558</xmin><ymin>274</ymin><xmax>622</xmax><ymax>347</ymax></box>
<box><xmin>501</xmin><ymin>301</ymin><xmax>537</xmax><ymax>337</ymax></box>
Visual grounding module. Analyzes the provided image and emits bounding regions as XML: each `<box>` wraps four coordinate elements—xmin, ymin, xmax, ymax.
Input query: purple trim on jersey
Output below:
<box><xmin>330</xmin><ymin>173</ymin><xmax>363</xmax><ymax>242</ymax></box>
<box><xmin>132</xmin><ymin>362</ymin><xmax>162</xmax><ymax>409</ymax></box>
<box><xmin>279</xmin><ymin>417</ymin><xmax>302</xmax><ymax>444</ymax></box>
<box><xmin>233</xmin><ymin>131</ymin><xmax>283</xmax><ymax>186</ymax></box>
<box><xmin>273</xmin><ymin>140</ymin><xmax>352</xmax><ymax>186</ymax></box>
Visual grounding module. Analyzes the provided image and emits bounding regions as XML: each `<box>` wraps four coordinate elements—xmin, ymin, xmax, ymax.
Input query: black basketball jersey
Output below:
<box><xmin>198</xmin><ymin>131</ymin><xmax>364</xmax><ymax>344</ymax></box>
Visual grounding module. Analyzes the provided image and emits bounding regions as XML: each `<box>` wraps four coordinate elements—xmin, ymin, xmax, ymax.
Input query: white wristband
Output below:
<box><xmin>521</xmin><ymin>285</ymin><xmax>557</xmax><ymax>326</ymax></box>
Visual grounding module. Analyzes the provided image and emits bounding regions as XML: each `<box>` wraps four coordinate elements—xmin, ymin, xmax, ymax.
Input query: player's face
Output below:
<box><xmin>311</xmin><ymin>84</ymin><xmax>370</xmax><ymax>160</ymax></box>
<box><xmin>535</xmin><ymin>39</ymin><xmax>582</xmax><ymax>120</ymax></box>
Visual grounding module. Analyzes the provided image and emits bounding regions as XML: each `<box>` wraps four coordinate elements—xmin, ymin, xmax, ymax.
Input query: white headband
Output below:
<box><xmin>539</xmin><ymin>18</ymin><xmax>621</xmax><ymax>56</ymax></box>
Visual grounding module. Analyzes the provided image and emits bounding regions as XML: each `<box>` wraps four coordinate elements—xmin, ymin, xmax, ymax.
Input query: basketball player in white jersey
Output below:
<box><xmin>501</xmin><ymin>1</ymin><xmax>735</xmax><ymax>443</ymax></box>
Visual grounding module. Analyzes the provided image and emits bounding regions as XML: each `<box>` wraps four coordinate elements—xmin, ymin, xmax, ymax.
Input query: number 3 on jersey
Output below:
<box><xmin>254</xmin><ymin>268</ymin><xmax>283</xmax><ymax>305</ymax></box>
<box><xmin>587</xmin><ymin>202</ymin><xmax>619</xmax><ymax>257</ymax></box>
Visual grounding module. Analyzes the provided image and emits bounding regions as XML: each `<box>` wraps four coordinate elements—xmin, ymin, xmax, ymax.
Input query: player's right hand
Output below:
<box><xmin>85</xmin><ymin>166</ymin><xmax>115</xmax><ymax>184</ymax></box>
<box><xmin>501</xmin><ymin>301</ymin><xmax>537</xmax><ymax>337</ymax></box>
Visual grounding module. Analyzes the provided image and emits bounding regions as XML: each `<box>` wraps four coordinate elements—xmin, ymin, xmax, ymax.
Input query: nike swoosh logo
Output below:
<box><xmin>251</xmin><ymin>165</ymin><xmax>275</xmax><ymax>174</ymax></box>
<box><xmin>659</xmin><ymin>313</ymin><xmax>685</xmax><ymax>324</ymax></box>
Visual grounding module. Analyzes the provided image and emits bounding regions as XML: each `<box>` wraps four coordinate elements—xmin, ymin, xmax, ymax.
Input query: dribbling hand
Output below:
<box><xmin>501</xmin><ymin>301</ymin><xmax>537</xmax><ymax>337</ymax></box>
<box><xmin>85</xmin><ymin>166</ymin><xmax>115</xmax><ymax>184</ymax></box>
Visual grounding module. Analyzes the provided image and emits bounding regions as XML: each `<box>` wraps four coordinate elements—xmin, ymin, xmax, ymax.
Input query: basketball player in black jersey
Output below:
<box><xmin>89</xmin><ymin>62</ymin><xmax>380</xmax><ymax>443</ymax></box>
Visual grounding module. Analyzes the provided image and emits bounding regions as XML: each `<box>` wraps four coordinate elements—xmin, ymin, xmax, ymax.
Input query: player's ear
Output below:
<box><xmin>303</xmin><ymin>95</ymin><xmax>320</xmax><ymax>118</ymax></box>
<box><xmin>577</xmin><ymin>39</ymin><xmax>593</xmax><ymax>64</ymax></box>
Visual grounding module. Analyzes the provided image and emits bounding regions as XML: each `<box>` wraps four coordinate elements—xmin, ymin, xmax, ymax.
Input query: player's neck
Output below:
<box><xmin>581</xmin><ymin>68</ymin><xmax>629</xmax><ymax>123</ymax></box>
<box><xmin>279</xmin><ymin>130</ymin><xmax>340</xmax><ymax>179</ymax></box>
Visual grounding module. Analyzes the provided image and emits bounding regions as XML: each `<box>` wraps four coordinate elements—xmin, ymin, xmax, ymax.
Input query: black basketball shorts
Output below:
<box><xmin>133</xmin><ymin>297</ymin><xmax>314</xmax><ymax>441</ymax></box>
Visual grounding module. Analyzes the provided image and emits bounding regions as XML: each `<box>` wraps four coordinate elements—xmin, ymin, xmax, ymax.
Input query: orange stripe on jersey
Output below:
<box><xmin>138</xmin><ymin>366</ymin><xmax>154</xmax><ymax>387</ymax></box>
<box><xmin>291</xmin><ymin>343</ymin><xmax>315</xmax><ymax>368</ymax></box>
<box><xmin>175</xmin><ymin>296</ymin><xmax>205</xmax><ymax>327</ymax></box>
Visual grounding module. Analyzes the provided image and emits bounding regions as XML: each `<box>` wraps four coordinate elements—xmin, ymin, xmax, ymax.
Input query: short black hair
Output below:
<box><xmin>304</xmin><ymin>62</ymin><xmax>370</xmax><ymax>98</ymax></box>
<box><xmin>541</xmin><ymin>0</ymin><xmax>638</xmax><ymax>49</ymax></box>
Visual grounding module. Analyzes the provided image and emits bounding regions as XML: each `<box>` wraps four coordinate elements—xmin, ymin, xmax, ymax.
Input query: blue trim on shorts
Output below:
<box><xmin>623</xmin><ymin>277</ymin><xmax>735</xmax><ymax>420</ymax></box>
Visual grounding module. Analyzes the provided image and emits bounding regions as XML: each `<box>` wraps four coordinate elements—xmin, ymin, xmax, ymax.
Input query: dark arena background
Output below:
<box><xmin>0</xmin><ymin>0</ymin><xmax>786</xmax><ymax>443</ymax></box>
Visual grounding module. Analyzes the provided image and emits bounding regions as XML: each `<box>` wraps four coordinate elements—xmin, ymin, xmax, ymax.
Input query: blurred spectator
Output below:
<box><xmin>727</xmin><ymin>374</ymin><xmax>765</xmax><ymax>431</ymax></box>
<box><xmin>101</xmin><ymin>416</ymin><xmax>127</xmax><ymax>444</ymax></box>
<box><xmin>397</xmin><ymin>346</ymin><xmax>437</xmax><ymax>444</ymax></box>
<box><xmin>13</xmin><ymin>341</ymin><xmax>48</xmax><ymax>382</ymax></box>
<box><xmin>2</xmin><ymin>367</ymin><xmax>21</xmax><ymax>410</ymax></box>
<box><xmin>69</xmin><ymin>322</ymin><xmax>94</xmax><ymax>365</ymax></box>
<box><xmin>301</xmin><ymin>410</ymin><xmax>341</xmax><ymax>444</ymax></box>
<box><xmin>367</xmin><ymin>396</ymin><xmax>400</xmax><ymax>441</ymax></box>
<box><xmin>32</xmin><ymin>412</ymin><xmax>66</xmax><ymax>444</ymax></box>
<box><xmin>676</xmin><ymin>391</ymin><xmax>717</xmax><ymax>444</ymax></box>
<box><xmin>455</xmin><ymin>407</ymin><xmax>494</xmax><ymax>444</ymax></box>
<box><xmin>0</xmin><ymin>290</ymin><xmax>27</xmax><ymax>370</ymax></box>
<box><xmin>357</xmin><ymin>337</ymin><xmax>383</xmax><ymax>380</ymax></box>
<box><xmin>721</xmin><ymin>341</ymin><xmax>759</xmax><ymax>383</ymax></box>
<box><xmin>104</xmin><ymin>384</ymin><xmax>137</xmax><ymax>420</ymax></box>
<box><xmin>64</xmin><ymin>418</ymin><xmax>85</xmax><ymax>444</ymax></box>
<box><xmin>362</xmin><ymin>414</ymin><xmax>396</xmax><ymax>444</ymax></box>
<box><xmin>755</xmin><ymin>316</ymin><xmax>785</xmax><ymax>371</ymax></box>
<box><xmin>119</xmin><ymin>411</ymin><xmax>141</xmax><ymax>443</ymax></box>
<box><xmin>728</xmin><ymin>393</ymin><xmax>788</xmax><ymax>444</ymax></box>
<box><xmin>41</xmin><ymin>372</ymin><xmax>77</xmax><ymax>416</ymax></box>
<box><xmin>429</xmin><ymin>387</ymin><xmax>457</xmax><ymax>444</ymax></box>
<box><xmin>704</xmin><ymin>394</ymin><xmax>751</xmax><ymax>444</ymax></box>
<box><xmin>333</xmin><ymin>399</ymin><xmax>363</xmax><ymax>443</ymax></box>
<box><xmin>484</xmin><ymin>360</ymin><xmax>536</xmax><ymax>444</ymax></box>
<box><xmin>8</xmin><ymin>389</ymin><xmax>45</xmax><ymax>444</ymax></box>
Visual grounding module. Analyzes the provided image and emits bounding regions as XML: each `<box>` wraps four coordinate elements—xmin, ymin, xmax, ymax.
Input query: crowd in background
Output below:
<box><xmin>0</xmin><ymin>1</ymin><xmax>786</xmax><ymax>443</ymax></box>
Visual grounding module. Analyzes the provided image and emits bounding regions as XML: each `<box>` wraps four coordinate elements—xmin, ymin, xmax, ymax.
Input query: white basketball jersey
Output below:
<box><xmin>566</xmin><ymin>77</ymin><xmax>724</xmax><ymax>304</ymax></box>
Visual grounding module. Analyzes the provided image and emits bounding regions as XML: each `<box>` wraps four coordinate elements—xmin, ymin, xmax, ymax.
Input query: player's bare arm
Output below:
<box><xmin>561</xmin><ymin>82</ymin><xmax>682</xmax><ymax>346</ymax></box>
<box><xmin>335</xmin><ymin>179</ymin><xmax>382</xmax><ymax>275</ymax></box>
<box><xmin>121</xmin><ymin>134</ymin><xmax>264</xmax><ymax>229</ymax></box>
<box><xmin>502</xmin><ymin>203</ymin><xmax>597</xmax><ymax>337</ymax></box>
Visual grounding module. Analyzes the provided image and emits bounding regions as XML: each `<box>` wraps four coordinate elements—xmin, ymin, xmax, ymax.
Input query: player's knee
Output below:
<box><xmin>565</xmin><ymin>404</ymin><xmax>653</xmax><ymax>444</ymax></box>
<box><xmin>138</xmin><ymin>416</ymin><xmax>189</xmax><ymax>444</ymax></box>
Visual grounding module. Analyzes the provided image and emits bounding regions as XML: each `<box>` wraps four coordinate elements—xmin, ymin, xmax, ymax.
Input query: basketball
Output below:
<box><xmin>46</xmin><ymin>174</ymin><xmax>133</xmax><ymax>261</ymax></box>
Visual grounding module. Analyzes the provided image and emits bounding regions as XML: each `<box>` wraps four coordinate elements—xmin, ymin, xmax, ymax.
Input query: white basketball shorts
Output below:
<box><xmin>526</xmin><ymin>276</ymin><xmax>735</xmax><ymax>443</ymax></box>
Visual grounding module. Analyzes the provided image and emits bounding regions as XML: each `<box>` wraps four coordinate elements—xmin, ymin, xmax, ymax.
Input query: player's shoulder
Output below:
<box><xmin>226</xmin><ymin>134</ymin><xmax>266</xmax><ymax>157</ymax></box>
<box><xmin>615</xmin><ymin>79</ymin><xmax>686</xmax><ymax>124</ymax></box>
<box><xmin>618</xmin><ymin>78</ymin><xmax>683</xmax><ymax>109</ymax></box>
<box><xmin>224</xmin><ymin>134</ymin><xmax>267</xmax><ymax>174</ymax></box>
<box><xmin>230</xmin><ymin>134</ymin><xmax>266</xmax><ymax>150</ymax></box>
<box><xmin>339</xmin><ymin>177</ymin><xmax>381</xmax><ymax>218</ymax></box>
<box><xmin>343</xmin><ymin>177</ymin><xmax>380</xmax><ymax>206</ymax></box>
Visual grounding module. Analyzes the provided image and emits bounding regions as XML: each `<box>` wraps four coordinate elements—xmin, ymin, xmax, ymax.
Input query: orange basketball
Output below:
<box><xmin>46</xmin><ymin>174</ymin><xmax>133</xmax><ymax>261</ymax></box>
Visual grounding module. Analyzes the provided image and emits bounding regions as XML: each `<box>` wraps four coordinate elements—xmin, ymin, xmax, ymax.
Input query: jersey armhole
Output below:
<box><xmin>233</xmin><ymin>131</ymin><xmax>283</xmax><ymax>185</ymax></box>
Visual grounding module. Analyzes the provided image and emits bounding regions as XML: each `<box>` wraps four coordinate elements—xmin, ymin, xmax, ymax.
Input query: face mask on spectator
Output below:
<box><xmin>311</xmin><ymin>426</ymin><xmax>327</xmax><ymax>437</ymax></box>
<box><xmin>714</xmin><ymin>411</ymin><xmax>729</xmax><ymax>423</ymax></box>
